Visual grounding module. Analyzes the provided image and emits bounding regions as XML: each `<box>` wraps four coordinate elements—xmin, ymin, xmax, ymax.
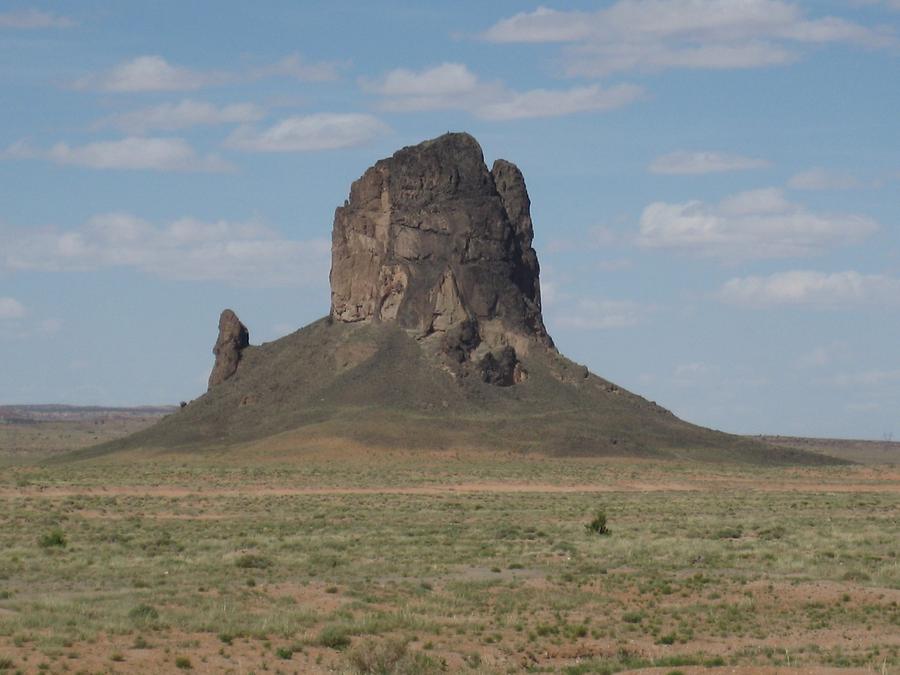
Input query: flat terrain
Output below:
<box><xmin>0</xmin><ymin>427</ymin><xmax>897</xmax><ymax>673</ymax></box>
<box><xmin>0</xmin><ymin>405</ymin><xmax>175</xmax><ymax>464</ymax></box>
<box><xmin>760</xmin><ymin>436</ymin><xmax>900</xmax><ymax>466</ymax></box>
<box><xmin>0</xmin><ymin>462</ymin><xmax>897</xmax><ymax>674</ymax></box>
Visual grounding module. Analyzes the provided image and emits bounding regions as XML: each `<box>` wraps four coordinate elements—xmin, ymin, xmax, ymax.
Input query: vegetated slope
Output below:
<box><xmin>66</xmin><ymin>318</ymin><xmax>838</xmax><ymax>465</ymax></box>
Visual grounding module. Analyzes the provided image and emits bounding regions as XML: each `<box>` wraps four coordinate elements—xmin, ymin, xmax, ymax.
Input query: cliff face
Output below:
<box><xmin>329</xmin><ymin>133</ymin><xmax>551</xmax><ymax>362</ymax></box>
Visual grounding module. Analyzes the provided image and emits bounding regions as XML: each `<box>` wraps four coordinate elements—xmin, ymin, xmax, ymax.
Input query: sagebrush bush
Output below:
<box><xmin>39</xmin><ymin>529</ymin><xmax>66</xmax><ymax>548</ymax></box>
<box><xmin>234</xmin><ymin>554</ymin><xmax>272</xmax><ymax>569</ymax></box>
<box><xmin>318</xmin><ymin>625</ymin><xmax>351</xmax><ymax>649</ymax></box>
<box><xmin>128</xmin><ymin>604</ymin><xmax>159</xmax><ymax>622</ymax></box>
<box><xmin>585</xmin><ymin>510</ymin><xmax>610</xmax><ymax>535</ymax></box>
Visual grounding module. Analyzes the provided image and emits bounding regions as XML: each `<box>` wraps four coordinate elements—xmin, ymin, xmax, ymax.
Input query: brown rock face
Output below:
<box><xmin>330</xmin><ymin>133</ymin><xmax>552</xmax><ymax>370</ymax></box>
<box><xmin>208</xmin><ymin>309</ymin><xmax>249</xmax><ymax>389</ymax></box>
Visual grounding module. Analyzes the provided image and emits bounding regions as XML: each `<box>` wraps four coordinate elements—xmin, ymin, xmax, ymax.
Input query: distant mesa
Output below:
<box><xmin>76</xmin><ymin>133</ymin><xmax>838</xmax><ymax>465</ymax></box>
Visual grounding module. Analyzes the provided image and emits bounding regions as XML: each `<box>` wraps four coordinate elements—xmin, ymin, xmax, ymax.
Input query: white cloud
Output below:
<box><xmin>226</xmin><ymin>113</ymin><xmax>389</xmax><ymax>152</ymax></box>
<box><xmin>1</xmin><ymin>213</ymin><xmax>330</xmax><ymax>287</ymax></box>
<box><xmin>649</xmin><ymin>151</ymin><xmax>770</xmax><ymax>175</ymax></box>
<box><xmin>37</xmin><ymin>137</ymin><xmax>233</xmax><ymax>172</ymax></box>
<box><xmin>0</xmin><ymin>298</ymin><xmax>26</xmax><ymax>319</ymax></box>
<box><xmin>0</xmin><ymin>9</ymin><xmax>74</xmax><ymax>29</ymax></box>
<box><xmin>250</xmin><ymin>53</ymin><xmax>342</xmax><ymax>82</ymax></box>
<box><xmin>73</xmin><ymin>53</ymin><xmax>340</xmax><ymax>92</ymax></box>
<box><xmin>95</xmin><ymin>100</ymin><xmax>265</xmax><ymax>134</ymax></box>
<box><xmin>363</xmin><ymin>62</ymin><xmax>643</xmax><ymax>120</ymax></box>
<box><xmin>636</xmin><ymin>187</ymin><xmax>878</xmax><ymax>258</ymax></box>
<box><xmin>483</xmin><ymin>2</ymin><xmax>895</xmax><ymax>76</ymax></box>
<box><xmin>718</xmin><ymin>270</ymin><xmax>900</xmax><ymax>307</ymax></box>
<box><xmin>366</xmin><ymin>63</ymin><xmax>479</xmax><ymax>96</ymax></box>
<box><xmin>546</xmin><ymin>226</ymin><xmax>624</xmax><ymax>254</ymax></box>
<box><xmin>554</xmin><ymin>298</ymin><xmax>647</xmax><ymax>329</ymax></box>
<box><xmin>788</xmin><ymin>167</ymin><xmax>863</xmax><ymax>190</ymax></box>
<box><xmin>74</xmin><ymin>55</ymin><xmax>219</xmax><ymax>92</ymax></box>
<box><xmin>476</xmin><ymin>83</ymin><xmax>644</xmax><ymax>120</ymax></box>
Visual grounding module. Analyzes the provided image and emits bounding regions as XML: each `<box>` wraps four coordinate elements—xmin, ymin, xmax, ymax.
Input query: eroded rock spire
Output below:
<box><xmin>208</xmin><ymin>309</ymin><xmax>249</xmax><ymax>389</ymax></box>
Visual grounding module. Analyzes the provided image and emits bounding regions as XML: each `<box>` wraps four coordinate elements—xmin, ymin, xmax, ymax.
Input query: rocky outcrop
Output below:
<box><xmin>479</xmin><ymin>346</ymin><xmax>523</xmax><ymax>386</ymax></box>
<box><xmin>329</xmin><ymin>133</ymin><xmax>552</xmax><ymax>385</ymax></box>
<box><xmin>208</xmin><ymin>309</ymin><xmax>249</xmax><ymax>389</ymax></box>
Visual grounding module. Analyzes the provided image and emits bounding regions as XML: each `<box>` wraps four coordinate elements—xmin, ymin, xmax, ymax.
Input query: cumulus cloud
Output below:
<box><xmin>226</xmin><ymin>113</ymin><xmax>389</xmax><ymax>152</ymax></box>
<box><xmin>482</xmin><ymin>2</ymin><xmax>895</xmax><ymax>76</ymax></box>
<box><xmin>0</xmin><ymin>8</ymin><xmax>74</xmax><ymax>29</ymax></box>
<box><xmin>366</xmin><ymin>63</ymin><xmax>480</xmax><ymax>97</ymax></box>
<box><xmin>249</xmin><ymin>53</ymin><xmax>342</xmax><ymax>82</ymax></box>
<box><xmin>95</xmin><ymin>100</ymin><xmax>265</xmax><ymax>134</ymax></box>
<box><xmin>787</xmin><ymin>167</ymin><xmax>863</xmax><ymax>190</ymax></box>
<box><xmin>73</xmin><ymin>53</ymin><xmax>339</xmax><ymax>92</ymax></box>
<box><xmin>553</xmin><ymin>298</ymin><xmax>648</xmax><ymax>329</ymax></box>
<box><xmin>5</xmin><ymin>137</ymin><xmax>233</xmax><ymax>172</ymax></box>
<box><xmin>717</xmin><ymin>270</ymin><xmax>900</xmax><ymax>307</ymax></box>
<box><xmin>74</xmin><ymin>55</ymin><xmax>219</xmax><ymax>92</ymax></box>
<box><xmin>636</xmin><ymin>187</ymin><xmax>878</xmax><ymax>258</ymax></box>
<box><xmin>1</xmin><ymin>213</ymin><xmax>330</xmax><ymax>287</ymax></box>
<box><xmin>363</xmin><ymin>63</ymin><xmax>643</xmax><ymax>120</ymax></box>
<box><xmin>649</xmin><ymin>151</ymin><xmax>770</xmax><ymax>175</ymax></box>
<box><xmin>0</xmin><ymin>297</ymin><xmax>26</xmax><ymax>319</ymax></box>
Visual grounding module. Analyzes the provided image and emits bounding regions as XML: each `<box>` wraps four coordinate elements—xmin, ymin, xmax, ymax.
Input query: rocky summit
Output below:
<box><xmin>329</xmin><ymin>133</ymin><xmax>550</xmax><ymax>384</ymax></box>
<box><xmin>73</xmin><ymin>133</ymin><xmax>837</xmax><ymax>465</ymax></box>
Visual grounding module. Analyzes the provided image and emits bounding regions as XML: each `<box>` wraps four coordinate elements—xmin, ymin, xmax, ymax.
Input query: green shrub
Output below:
<box><xmin>348</xmin><ymin>639</ymin><xmax>444</xmax><ymax>675</ymax></box>
<box><xmin>585</xmin><ymin>510</ymin><xmax>609</xmax><ymax>536</ymax></box>
<box><xmin>347</xmin><ymin>638</ymin><xmax>407</xmax><ymax>673</ymax></box>
<box><xmin>318</xmin><ymin>625</ymin><xmax>351</xmax><ymax>650</ymax></box>
<box><xmin>38</xmin><ymin>529</ymin><xmax>66</xmax><ymax>548</ymax></box>
<box><xmin>128</xmin><ymin>604</ymin><xmax>159</xmax><ymax>622</ymax></box>
<box><xmin>275</xmin><ymin>646</ymin><xmax>293</xmax><ymax>660</ymax></box>
<box><xmin>234</xmin><ymin>554</ymin><xmax>272</xmax><ymax>569</ymax></box>
<box><xmin>622</xmin><ymin>611</ymin><xmax>643</xmax><ymax>624</ymax></box>
<box><xmin>714</xmin><ymin>526</ymin><xmax>742</xmax><ymax>539</ymax></box>
<box><xmin>174</xmin><ymin>656</ymin><xmax>192</xmax><ymax>669</ymax></box>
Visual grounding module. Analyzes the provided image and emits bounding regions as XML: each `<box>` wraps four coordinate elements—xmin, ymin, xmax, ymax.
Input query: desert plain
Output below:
<box><xmin>0</xmin><ymin>409</ymin><xmax>897</xmax><ymax>674</ymax></box>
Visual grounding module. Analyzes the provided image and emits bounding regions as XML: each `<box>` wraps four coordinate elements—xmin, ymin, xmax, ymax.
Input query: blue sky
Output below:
<box><xmin>1</xmin><ymin>1</ymin><xmax>898</xmax><ymax>439</ymax></box>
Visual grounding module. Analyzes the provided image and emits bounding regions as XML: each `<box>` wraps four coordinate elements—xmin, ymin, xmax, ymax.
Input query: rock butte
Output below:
<box><xmin>215</xmin><ymin>132</ymin><xmax>554</xmax><ymax>388</ymax></box>
<box><xmin>75</xmin><ymin>132</ymin><xmax>837</xmax><ymax>465</ymax></box>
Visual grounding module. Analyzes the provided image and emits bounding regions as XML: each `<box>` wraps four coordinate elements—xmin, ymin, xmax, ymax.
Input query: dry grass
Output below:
<box><xmin>0</xmin><ymin>444</ymin><xmax>897</xmax><ymax>674</ymax></box>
